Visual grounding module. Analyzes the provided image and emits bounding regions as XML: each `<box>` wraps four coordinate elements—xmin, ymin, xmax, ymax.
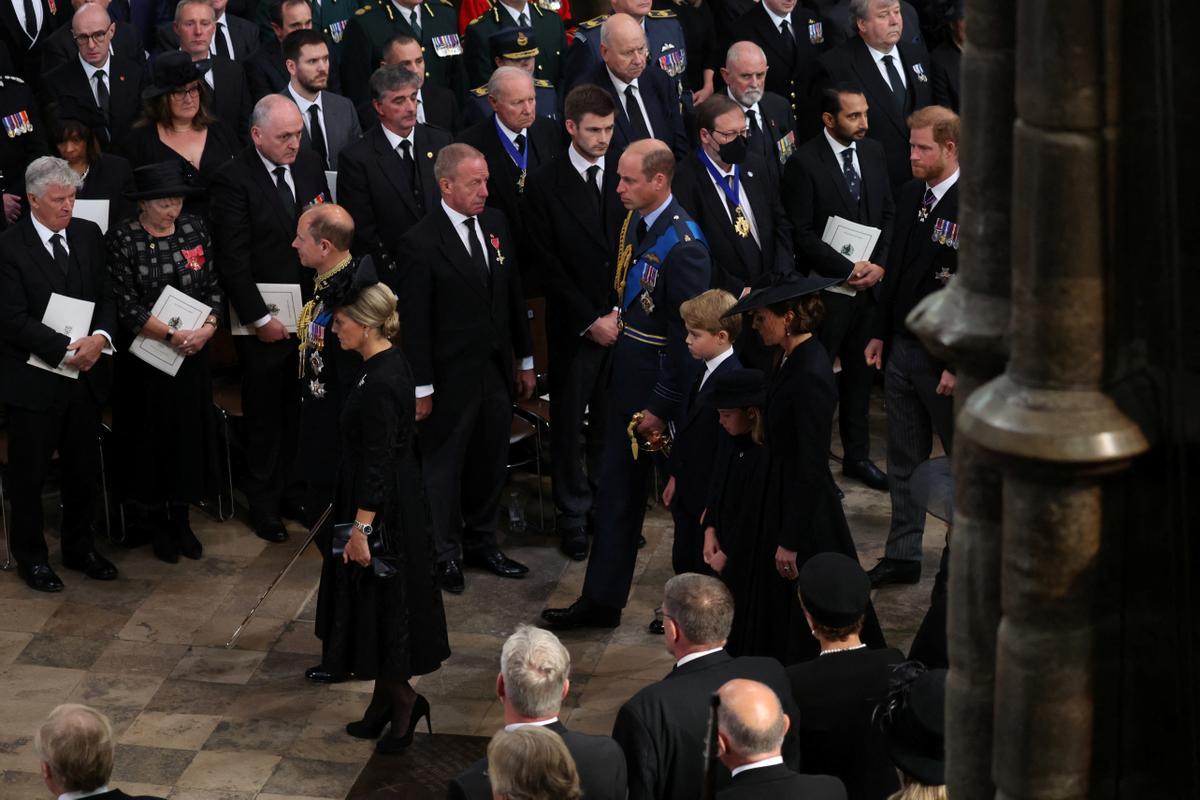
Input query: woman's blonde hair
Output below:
<box><xmin>888</xmin><ymin>780</ymin><xmax>948</xmax><ymax>800</ymax></box>
<box><xmin>339</xmin><ymin>283</ymin><xmax>401</xmax><ymax>340</ymax></box>
<box><xmin>486</xmin><ymin>726</ymin><xmax>582</xmax><ymax>800</ymax></box>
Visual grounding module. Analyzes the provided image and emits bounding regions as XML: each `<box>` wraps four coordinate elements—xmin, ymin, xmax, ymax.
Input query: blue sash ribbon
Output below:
<box><xmin>495</xmin><ymin>116</ymin><xmax>528</xmax><ymax>174</ymax></box>
<box><xmin>698</xmin><ymin>150</ymin><xmax>742</xmax><ymax>211</ymax></box>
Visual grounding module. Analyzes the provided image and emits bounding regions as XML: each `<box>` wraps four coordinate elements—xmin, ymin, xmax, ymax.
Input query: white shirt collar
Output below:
<box><xmin>392</xmin><ymin>0</ymin><xmax>418</xmax><ymax>23</ymax></box>
<box><xmin>823</xmin><ymin>127</ymin><xmax>855</xmax><ymax>159</ymax></box>
<box><xmin>31</xmin><ymin>214</ymin><xmax>67</xmax><ymax>252</ymax></box>
<box><xmin>78</xmin><ymin>53</ymin><xmax>110</xmax><ymax>78</ymax></box>
<box><xmin>568</xmin><ymin>142</ymin><xmax>600</xmax><ymax>176</ymax></box>
<box><xmin>440</xmin><ymin>198</ymin><xmax>474</xmax><ymax>228</ymax></box>
<box><xmin>730</xmin><ymin>755</ymin><xmax>784</xmax><ymax>778</ymax></box>
<box><xmin>214</xmin><ymin>11</ymin><xmax>226</xmax><ymax>26</ymax></box>
<box><xmin>640</xmin><ymin>193</ymin><xmax>673</xmax><ymax>230</ymax></box>
<box><xmin>726</xmin><ymin>88</ymin><xmax>760</xmax><ymax>119</ymax></box>
<box><xmin>606</xmin><ymin>67</ymin><xmax>639</xmax><ymax>98</ymax></box>
<box><xmin>495</xmin><ymin>116</ymin><xmax>525</xmax><ymax>144</ymax></box>
<box><xmin>927</xmin><ymin>167</ymin><xmax>960</xmax><ymax>203</ymax></box>
<box><xmin>675</xmin><ymin>646</ymin><xmax>724</xmax><ymax>669</ymax></box>
<box><xmin>703</xmin><ymin>347</ymin><xmax>736</xmax><ymax>381</ymax></box>
<box><xmin>503</xmin><ymin>716</ymin><xmax>558</xmax><ymax>732</ymax></box>
<box><xmin>287</xmin><ymin>83</ymin><xmax>321</xmax><ymax>113</ymax></box>
<box><xmin>257</xmin><ymin>149</ymin><xmax>290</xmax><ymax>178</ymax></box>
<box><xmin>866</xmin><ymin>42</ymin><xmax>898</xmax><ymax>63</ymax></box>
<box><xmin>380</xmin><ymin>123</ymin><xmax>416</xmax><ymax>151</ymax></box>
<box><xmin>500</xmin><ymin>0</ymin><xmax>530</xmax><ymax>24</ymax></box>
<box><xmin>58</xmin><ymin>787</ymin><xmax>112</xmax><ymax>800</ymax></box>
<box><xmin>763</xmin><ymin>5</ymin><xmax>790</xmax><ymax>32</ymax></box>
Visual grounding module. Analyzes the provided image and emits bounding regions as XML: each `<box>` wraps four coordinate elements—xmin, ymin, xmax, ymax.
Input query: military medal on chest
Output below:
<box><xmin>700</xmin><ymin>150</ymin><xmax>752</xmax><ymax>239</ymax></box>
<box><xmin>733</xmin><ymin>206</ymin><xmax>751</xmax><ymax>238</ymax></box>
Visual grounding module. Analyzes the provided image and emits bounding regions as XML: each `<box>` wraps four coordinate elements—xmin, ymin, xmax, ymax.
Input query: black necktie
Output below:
<box><xmin>882</xmin><ymin>54</ymin><xmax>907</xmax><ymax>114</ymax></box>
<box><xmin>214</xmin><ymin>21</ymin><xmax>231</xmax><ymax>58</ymax></box>
<box><xmin>722</xmin><ymin>174</ymin><xmax>741</xmax><ymax>223</ymax></box>
<box><xmin>514</xmin><ymin>132</ymin><xmax>525</xmax><ymax>155</ymax></box>
<box><xmin>841</xmin><ymin>147</ymin><xmax>861</xmax><ymax>202</ymax></box>
<box><xmin>747</xmin><ymin>108</ymin><xmax>759</xmax><ymax>135</ymax></box>
<box><xmin>779</xmin><ymin>20</ymin><xmax>796</xmax><ymax>61</ymax></box>
<box><xmin>410</xmin><ymin>9</ymin><xmax>421</xmax><ymax>39</ymax></box>
<box><xmin>94</xmin><ymin>69</ymin><xmax>110</xmax><ymax>117</ymax></box>
<box><xmin>273</xmin><ymin>165</ymin><xmax>295</xmax><ymax>219</ymax></box>
<box><xmin>585</xmin><ymin>164</ymin><xmax>601</xmax><ymax>207</ymax></box>
<box><xmin>624</xmin><ymin>85</ymin><xmax>651</xmax><ymax>141</ymax></box>
<box><xmin>307</xmin><ymin>104</ymin><xmax>328</xmax><ymax>169</ymax></box>
<box><xmin>399</xmin><ymin>139</ymin><xmax>423</xmax><ymax>211</ymax></box>
<box><xmin>464</xmin><ymin>217</ymin><xmax>489</xmax><ymax>284</ymax></box>
<box><xmin>22</xmin><ymin>0</ymin><xmax>37</xmax><ymax>39</ymax></box>
<box><xmin>635</xmin><ymin>218</ymin><xmax>648</xmax><ymax>245</ymax></box>
<box><xmin>50</xmin><ymin>233</ymin><xmax>69</xmax><ymax>275</ymax></box>
<box><xmin>518</xmin><ymin>10</ymin><xmax>528</xmax><ymax>26</ymax></box>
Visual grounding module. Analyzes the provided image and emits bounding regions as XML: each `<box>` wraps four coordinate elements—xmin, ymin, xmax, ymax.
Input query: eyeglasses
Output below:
<box><xmin>170</xmin><ymin>85</ymin><xmax>202</xmax><ymax>99</ymax></box>
<box><xmin>73</xmin><ymin>29</ymin><xmax>112</xmax><ymax>45</ymax></box>
<box><xmin>713</xmin><ymin>128</ymin><xmax>751</xmax><ymax>140</ymax></box>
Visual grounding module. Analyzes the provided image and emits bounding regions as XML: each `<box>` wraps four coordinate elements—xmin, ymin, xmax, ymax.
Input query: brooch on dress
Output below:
<box><xmin>182</xmin><ymin>245</ymin><xmax>205</xmax><ymax>271</ymax></box>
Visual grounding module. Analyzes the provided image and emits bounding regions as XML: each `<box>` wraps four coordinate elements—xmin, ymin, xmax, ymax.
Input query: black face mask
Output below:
<box><xmin>716</xmin><ymin>134</ymin><xmax>748</xmax><ymax>165</ymax></box>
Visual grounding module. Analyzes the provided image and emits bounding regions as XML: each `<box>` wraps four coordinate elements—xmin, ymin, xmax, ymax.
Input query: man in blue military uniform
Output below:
<box><xmin>463</xmin><ymin>0</ymin><xmax>565</xmax><ymax>87</ymax></box>
<box><xmin>339</xmin><ymin>0</ymin><xmax>466</xmax><ymax>106</ymax></box>
<box><xmin>463</xmin><ymin>28</ymin><xmax>560</xmax><ymax>125</ymax></box>
<box><xmin>563</xmin><ymin>0</ymin><xmax>688</xmax><ymax>99</ymax></box>
<box><xmin>0</xmin><ymin>71</ymin><xmax>46</xmax><ymax>226</ymax></box>
<box><xmin>542</xmin><ymin>138</ymin><xmax>712</xmax><ymax>630</ymax></box>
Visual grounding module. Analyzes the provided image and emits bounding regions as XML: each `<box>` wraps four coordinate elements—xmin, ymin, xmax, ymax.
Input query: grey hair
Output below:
<box><xmin>250</xmin><ymin>93</ymin><xmax>297</xmax><ymax>131</ymax></box>
<box><xmin>433</xmin><ymin>142</ymin><xmax>485</xmax><ymax>182</ymax></box>
<box><xmin>717</xmin><ymin>684</ymin><xmax>787</xmax><ymax>757</ymax></box>
<box><xmin>369</xmin><ymin>64</ymin><xmax>421</xmax><ymax>103</ymax></box>
<box><xmin>174</xmin><ymin>0</ymin><xmax>214</xmax><ymax>23</ymax></box>
<box><xmin>500</xmin><ymin>626</ymin><xmax>571</xmax><ymax>718</ymax></box>
<box><xmin>663</xmin><ymin>573</ymin><xmax>734</xmax><ymax>645</ymax></box>
<box><xmin>34</xmin><ymin>705</ymin><xmax>115</xmax><ymax>793</ymax></box>
<box><xmin>850</xmin><ymin>0</ymin><xmax>896</xmax><ymax>24</ymax></box>
<box><xmin>487</xmin><ymin>65</ymin><xmax>532</xmax><ymax>100</ymax></box>
<box><xmin>26</xmin><ymin>156</ymin><xmax>83</xmax><ymax>197</ymax></box>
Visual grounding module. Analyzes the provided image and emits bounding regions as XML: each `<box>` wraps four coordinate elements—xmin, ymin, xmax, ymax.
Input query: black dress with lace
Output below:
<box><xmin>314</xmin><ymin>346</ymin><xmax>450</xmax><ymax>680</ymax></box>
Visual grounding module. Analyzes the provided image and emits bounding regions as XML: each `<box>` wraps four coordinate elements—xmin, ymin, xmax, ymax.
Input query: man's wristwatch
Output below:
<box><xmin>353</xmin><ymin>521</ymin><xmax>373</xmax><ymax>536</ymax></box>
<box><xmin>164</xmin><ymin>325</ymin><xmax>177</xmax><ymax>342</ymax></box>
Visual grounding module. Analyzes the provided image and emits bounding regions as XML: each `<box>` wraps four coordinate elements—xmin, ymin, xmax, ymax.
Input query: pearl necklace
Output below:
<box><xmin>819</xmin><ymin>644</ymin><xmax>867</xmax><ymax>657</ymax></box>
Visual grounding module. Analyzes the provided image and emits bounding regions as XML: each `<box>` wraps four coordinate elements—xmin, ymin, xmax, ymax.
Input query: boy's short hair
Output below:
<box><xmin>680</xmin><ymin>289</ymin><xmax>742</xmax><ymax>340</ymax></box>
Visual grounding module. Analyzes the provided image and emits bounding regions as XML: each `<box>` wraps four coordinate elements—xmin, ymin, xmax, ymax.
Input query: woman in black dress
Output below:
<box><xmin>319</xmin><ymin>283</ymin><xmax>450</xmax><ymax>753</ymax></box>
<box><xmin>106</xmin><ymin>161</ymin><xmax>223</xmax><ymax>563</ymax></box>
<box><xmin>723</xmin><ymin>272</ymin><xmax>885</xmax><ymax>664</ymax></box>
<box><xmin>45</xmin><ymin>99</ymin><xmax>137</xmax><ymax>230</ymax></box>
<box><xmin>122</xmin><ymin>51</ymin><xmax>238</xmax><ymax>217</ymax></box>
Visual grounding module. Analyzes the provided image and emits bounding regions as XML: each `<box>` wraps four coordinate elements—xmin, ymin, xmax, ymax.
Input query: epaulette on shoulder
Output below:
<box><xmin>670</xmin><ymin>214</ymin><xmax>703</xmax><ymax>244</ymax></box>
<box><xmin>0</xmin><ymin>74</ymin><xmax>25</xmax><ymax>84</ymax></box>
<box><xmin>467</xmin><ymin>13</ymin><xmax>484</xmax><ymax>25</ymax></box>
<box><xmin>438</xmin><ymin>0</ymin><xmax>454</xmax><ymax>7</ymax></box>
<box><xmin>471</xmin><ymin>85</ymin><xmax>489</xmax><ymax>96</ymax></box>
<box><xmin>355</xmin><ymin>5</ymin><xmax>372</xmax><ymax>15</ymax></box>
<box><xmin>648</xmin><ymin>9</ymin><xmax>676</xmax><ymax>19</ymax></box>
<box><xmin>577</xmin><ymin>14</ymin><xmax>608</xmax><ymax>29</ymax></box>
<box><xmin>533</xmin><ymin>78</ymin><xmax>553</xmax><ymax>88</ymax></box>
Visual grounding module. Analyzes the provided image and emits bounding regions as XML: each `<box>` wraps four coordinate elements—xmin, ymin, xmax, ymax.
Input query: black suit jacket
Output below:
<box><xmin>522</xmin><ymin>148</ymin><xmax>624</xmax><ymax>352</ymax></box>
<box><xmin>41</xmin><ymin>20</ymin><xmax>145</xmax><ymax>73</ymax></box>
<box><xmin>244</xmin><ymin>36</ymin><xmax>287</xmax><ymax>102</ymax></box>
<box><xmin>43</xmin><ymin>54</ymin><xmax>144</xmax><ymax>148</ymax></box>
<box><xmin>673</xmin><ymin>150</ymin><xmax>793</xmax><ymax>294</ymax></box>
<box><xmin>209</xmin><ymin>146</ymin><xmax>330</xmax><ymax>323</ymax></box>
<box><xmin>447</xmin><ymin>720</ymin><xmax>627</xmax><ymax>800</ymax></box>
<box><xmin>718</xmin><ymin>763</ymin><xmax>847</xmax><ymax>800</ymax></box>
<box><xmin>818</xmin><ymin>37</ymin><xmax>932</xmax><ymax>189</ymax></box>
<box><xmin>930</xmin><ymin>40</ymin><xmax>960</xmax><ymax>112</ymax></box>
<box><xmin>781</xmin><ymin>132</ymin><xmax>893</xmax><ymax>282</ymax></box>
<box><xmin>206</xmin><ymin>55</ymin><xmax>253</xmax><ymax>138</ymax></box>
<box><xmin>723</xmin><ymin>4</ymin><xmax>826</xmax><ymax>124</ymax></box>
<box><xmin>85</xmin><ymin>790</ymin><xmax>163</xmax><ymax>800</ymax></box>
<box><xmin>0</xmin><ymin>217</ymin><xmax>115</xmax><ymax>410</ymax></box>
<box><xmin>78</xmin><ymin>152</ymin><xmax>137</xmax><ymax>228</ymax></box>
<box><xmin>396</xmin><ymin>205</ymin><xmax>533</xmax><ymax>413</ymax></box>
<box><xmin>668</xmin><ymin>350</ymin><xmax>741</xmax><ymax>515</ymax></box>
<box><xmin>355</xmin><ymin>83</ymin><xmax>462</xmax><ymax>135</ymax></box>
<box><xmin>612</xmin><ymin>650</ymin><xmax>802</xmax><ymax>800</ymax></box>
<box><xmin>741</xmin><ymin>90</ymin><xmax>796</xmax><ymax>183</ymax></box>
<box><xmin>0</xmin><ymin>0</ymin><xmax>62</xmax><ymax>79</ymax></box>
<box><xmin>154</xmin><ymin>14</ymin><xmax>258</xmax><ymax>60</ymax></box>
<box><xmin>586</xmin><ymin>60</ymin><xmax>689</xmax><ymax>160</ymax></box>
<box><xmin>336</xmin><ymin>123</ymin><xmax>450</xmax><ymax>287</ymax></box>
<box><xmin>786</xmin><ymin>647</ymin><xmax>905</xmax><ymax>800</ymax></box>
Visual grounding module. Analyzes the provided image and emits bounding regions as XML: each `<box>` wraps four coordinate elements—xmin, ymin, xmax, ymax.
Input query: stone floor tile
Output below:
<box><xmin>68</xmin><ymin>673</ymin><xmax>165</xmax><ymax>709</ymax></box>
<box><xmin>174</xmin><ymin>750</ymin><xmax>280</xmax><ymax>793</ymax></box>
<box><xmin>121</xmin><ymin>712</ymin><xmax>224</xmax><ymax>751</ymax></box>
<box><xmin>109</xmin><ymin>744</ymin><xmax>197</xmax><ymax>785</ymax></box>
<box><xmin>303</xmin><ymin>690</ymin><xmax>373</xmax><ymax>727</ymax></box>
<box><xmin>260</xmin><ymin>757</ymin><xmax>363</xmax><ymax>798</ymax></box>
<box><xmin>272</xmin><ymin>620</ymin><xmax>323</xmax><ymax>656</ymax></box>
<box><xmin>117</xmin><ymin>598</ymin><xmax>217</xmax><ymax>646</ymax></box>
<box><xmin>0</xmin><ymin>730</ymin><xmax>37</xmax><ymax>773</ymax></box>
<box><xmin>0</xmin><ymin>768</ymin><xmax>47</xmax><ymax>796</ymax></box>
<box><xmin>0</xmin><ymin>664</ymin><xmax>86</xmax><ymax>705</ymax></box>
<box><xmin>288</xmin><ymin>722</ymin><xmax>376</xmax><ymax>765</ymax></box>
<box><xmin>167</xmin><ymin>790</ymin><xmax>255</xmax><ymax>800</ymax></box>
<box><xmin>114</xmin><ymin>783</ymin><xmax>173</xmax><ymax>797</ymax></box>
<box><xmin>170</xmin><ymin>647</ymin><xmax>267</xmax><ymax>685</ymax></box>
<box><xmin>15</xmin><ymin>634</ymin><xmax>109</xmax><ymax>670</ymax></box>
<box><xmin>92</xmin><ymin>640</ymin><xmax>189</xmax><ymax>677</ymax></box>
<box><xmin>0</xmin><ymin>597</ymin><xmax>64</xmax><ymax>633</ymax></box>
<box><xmin>245</xmin><ymin>650</ymin><xmax>315</xmax><ymax>687</ymax></box>
<box><xmin>72</xmin><ymin>578</ymin><xmax>159</xmax><ymax>614</ymax></box>
<box><xmin>201</xmin><ymin>718</ymin><xmax>299</xmax><ymax>753</ymax></box>
<box><xmin>41</xmin><ymin>602</ymin><xmax>130</xmax><ymax>640</ymax></box>
<box><xmin>144</xmin><ymin>680</ymin><xmax>243</xmax><ymax>716</ymax></box>
<box><xmin>0</xmin><ymin>631</ymin><xmax>34</xmax><ymax>667</ymax></box>
<box><xmin>189</xmin><ymin>613</ymin><xmax>286</xmax><ymax>652</ymax></box>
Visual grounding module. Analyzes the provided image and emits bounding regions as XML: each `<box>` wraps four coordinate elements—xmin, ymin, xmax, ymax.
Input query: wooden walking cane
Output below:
<box><xmin>225</xmin><ymin>503</ymin><xmax>332</xmax><ymax>649</ymax></box>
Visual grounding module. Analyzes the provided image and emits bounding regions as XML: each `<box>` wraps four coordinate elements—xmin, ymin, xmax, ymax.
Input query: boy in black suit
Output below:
<box><xmin>664</xmin><ymin>289</ymin><xmax>742</xmax><ymax>580</ymax></box>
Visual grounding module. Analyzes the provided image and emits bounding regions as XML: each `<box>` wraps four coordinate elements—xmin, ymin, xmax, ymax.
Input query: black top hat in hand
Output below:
<box><xmin>875</xmin><ymin>662</ymin><xmax>948</xmax><ymax>786</ymax></box>
<box><xmin>143</xmin><ymin>51</ymin><xmax>212</xmax><ymax>100</ymax></box>
<box><xmin>126</xmin><ymin>161</ymin><xmax>206</xmax><ymax>200</ymax></box>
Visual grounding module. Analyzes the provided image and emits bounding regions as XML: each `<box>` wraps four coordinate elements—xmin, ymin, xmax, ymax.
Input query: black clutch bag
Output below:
<box><xmin>331</xmin><ymin>523</ymin><xmax>397</xmax><ymax>578</ymax></box>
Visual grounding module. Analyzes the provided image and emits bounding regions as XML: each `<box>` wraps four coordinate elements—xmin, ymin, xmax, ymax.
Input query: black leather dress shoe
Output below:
<box><xmin>254</xmin><ymin>518</ymin><xmax>289</xmax><ymax>543</ymax></box>
<box><xmin>436</xmin><ymin>559</ymin><xmax>465</xmax><ymax>594</ymax></box>
<box><xmin>560</xmin><ymin>527</ymin><xmax>588</xmax><ymax>561</ymax></box>
<box><xmin>868</xmin><ymin>558</ymin><xmax>921</xmax><ymax>588</ymax></box>
<box><xmin>843</xmin><ymin>459</ymin><xmax>889</xmax><ymax>491</ymax></box>
<box><xmin>647</xmin><ymin>618</ymin><xmax>664</xmax><ymax>635</ymax></box>
<box><xmin>62</xmin><ymin>551</ymin><xmax>118</xmax><ymax>581</ymax></box>
<box><xmin>541</xmin><ymin>596</ymin><xmax>621</xmax><ymax>630</ymax></box>
<box><xmin>18</xmin><ymin>563</ymin><xmax>64</xmax><ymax>593</ymax></box>
<box><xmin>464</xmin><ymin>549</ymin><xmax>529</xmax><ymax>578</ymax></box>
<box><xmin>305</xmin><ymin>665</ymin><xmax>348</xmax><ymax>684</ymax></box>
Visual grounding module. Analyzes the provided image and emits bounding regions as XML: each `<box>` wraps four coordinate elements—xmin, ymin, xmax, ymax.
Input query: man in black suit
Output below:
<box><xmin>245</xmin><ymin>0</ymin><xmax>313</xmax><ymax>102</ymax></box>
<box><xmin>721</xmin><ymin>0</ymin><xmax>826</xmax><ymax>125</ymax></box>
<box><xmin>337</xmin><ymin>64</ymin><xmax>449</xmax><ymax>287</ymax></box>
<box><xmin>0</xmin><ymin>157</ymin><xmax>117</xmax><ymax>592</ymax></box>
<box><xmin>782</xmin><ymin>83</ymin><xmax>891</xmax><ymax>490</ymax></box>
<box><xmin>155</xmin><ymin>0</ymin><xmax>257</xmax><ymax>60</ymax></box>
<box><xmin>610</xmin><ymin>574</ymin><xmax>803</xmax><ymax>800</ymax></box>
<box><xmin>42</xmin><ymin>4</ymin><xmax>143</xmax><ymax>150</ymax></box>
<box><xmin>586</xmin><ymin>12</ymin><xmax>688</xmax><ymax>159</ymax></box>
<box><xmin>356</xmin><ymin>33</ymin><xmax>460</xmax><ymax>133</ymax></box>
<box><xmin>818</xmin><ymin>0</ymin><xmax>932</xmax><ymax>189</ymax></box>
<box><xmin>864</xmin><ymin>104</ymin><xmax>958</xmax><ymax>588</ymax></box>
<box><xmin>716</xmin><ymin>679</ymin><xmax>848</xmax><ymax>800</ymax></box>
<box><xmin>721</xmin><ymin>40</ymin><xmax>796</xmax><ymax>184</ymax></box>
<box><xmin>0</xmin><ymin>0</ymin><xmax>60</xmax><ymax>80</ymax></box>
<box><xmin>809</xmin><ymin>0</ymin><xmax>927</xmax><ymax>56</ymax></box>
<box><xmin>928</xmin><ymin>1</ymin><xmax>962</xmax><ymax>112</ymax></box>
<box><xmin>447</xmin><ymin>626</ymin><xmax>627</xmax><ymax>800</ymax></box>
<box><xmin>36</xmin><ymin>705</ymin><xmax>165</xmax><ymax>800</ymax></box>
<box><xmin>41</xmin><ymin>0</ymin><xmax>143</xmax><ymax>74</ymax></box>
<box><xmin>397</xmin><ymin>143</ymin><xmax>535</xmax><ymax>594</ymax></box>
<box><xmin>210</xmin><ymin>95</ymin><xmax>330</xmax><ymax>543</ymax></box>
<box><xmin>170</xmin><ymin>0</ymin><xmax>253</xmax><ymax>135</ymax></box>
<box><xmin>455</xmin><ymin>65</ymin><xmax>559</xmax><ymax>290</ymax></box>
<box><xmin>522</xmin><ymin>84</ymin><xmax>623</xmax><ymax>562</ymax></box>
<box><xmin>281</xmin><ymin>30</ymin><xmax>359</xmax><ymax>170</ymax></box>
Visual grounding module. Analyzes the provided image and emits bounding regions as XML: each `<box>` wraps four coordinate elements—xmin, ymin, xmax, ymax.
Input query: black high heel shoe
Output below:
<box><xmin>345</xmin><ymin>702</ymin><xmax>392</xmax><ymax>739</ymax></box>
<box><xmin>375</xmin><ymin>694</ymin><xmax>432</xmax><ymax>754</ymax></box>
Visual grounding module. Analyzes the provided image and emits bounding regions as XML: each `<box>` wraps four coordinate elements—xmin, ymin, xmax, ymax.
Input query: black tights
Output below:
<box><xmin>362</xmin><ymin>678</ymin><xmax>417</xmax><ymax>733</ymax></box>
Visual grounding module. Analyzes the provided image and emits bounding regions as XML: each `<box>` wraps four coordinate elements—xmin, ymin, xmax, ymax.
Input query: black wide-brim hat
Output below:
<box><xmin>710</xmin><ymin>368</ymin><xmax>766</xmax><ymax>409</ymax></box>
<box><xmin>126</xmin><ymin>160</ymin><xmax>206</xmax><ymax>200</ymax></box>
<box><xmin>883</xmin><ymin>668</ymin><xmax>947</xmax><ymax>786</ymax></box>
<box><xmin>143</xmin><ymin>51</ymin><xmax>211</xmax><ymax>100</ymax></box>
<box><xmin>722</xmin><ymin>271</ymin><xmax>842</xmax><ymax>318</ymax></box>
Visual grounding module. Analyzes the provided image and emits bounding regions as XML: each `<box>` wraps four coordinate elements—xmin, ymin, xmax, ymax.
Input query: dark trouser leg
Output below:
<box><xmin>548</xmin><ymin>341</ymin><xmax>610</xmax><ymax>531</ymax></box>
<box><xmin>5</xmin><ymin>405</ymin><xmax>59</xmax><ymax>565</ymax></box>
<box><xmin>236</xmin><ymin>339</ymin><xmax>298</xmax><ymax>522</ymax></box>
<box><xmin>817</xmin><ymin>292</ymin><xmax>875</xmax><ymax>462</ymax></box>
<box><xmin>419</xmin><ymin>382</ymin><xmax>481</xmax><ymax>564</ymax></box>
<box><xmin>883</xmin><ymin>338</ymin><xmax>935</xmax><ymax>562</ymax></box>
<box><xmin>670</xmin><ymin>504</ymin><xmax>711</xmax><ymax>576</ymax></box>
<box><xmin>55</xmin><ymin>388</ymin><xmax>102</xmax><ymax>559</ymax></box>
<box><xmin>461</xmin><ymin>365</ymin><xmax>510</xmax><ymax>556</ymax></box>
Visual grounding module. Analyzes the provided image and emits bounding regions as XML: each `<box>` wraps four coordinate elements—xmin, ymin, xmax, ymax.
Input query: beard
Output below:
<box><xmin>299</xmin><ymin>75</ymin><xmax>329</xmax><ymax>94</ymax></box>
<box><xmin>733</xmin><ymin>86</ymin><xmax>763</xmax><ymax>107</ymax></box>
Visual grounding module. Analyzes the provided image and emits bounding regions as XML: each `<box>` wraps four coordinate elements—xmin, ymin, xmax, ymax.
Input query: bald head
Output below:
<box><xmin>600</xmin><ymin>13</ymin><xmax>647</xmax><ymax>83</ymax></box>
<box><xmin>73</xmin><ymin>4</ymin><xmax>114</xmax><ymax>66</ymax></box>
<box><xmin>251</xmin><ymin>95</ymin><xmax>304</xmax><ymax>165</ymax></box>
<box><xmin>722</xmin><ymin>41</ymin><xmax>768</xmax><ymax>107</ymax></box>
<box><xmin>717</xmin><ymin>680</ymin><xmax>789</xmax><ymax>767</ymax></box>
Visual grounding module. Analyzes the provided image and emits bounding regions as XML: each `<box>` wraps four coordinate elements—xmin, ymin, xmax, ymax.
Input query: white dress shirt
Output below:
<box><xmin>59</xmin><ymin>786</ymin><xmax>113</xmax><ymax>800</ymax></box>
<box><xmin>703</xmin><ymin>157</ymin><xmax>761</xmax><ymax>246</ymax></box>
<box><xmin>30</xmin><ymin>215</ymin><xmax>114</xmax><ymax>350</ymax></box>
<box><xmin>13</xmin><ymin>0</ymin><xmax>43</xmax><ymax>42</ymax></box>
<box><xmin>503</xmin><ymin>716</ymin><xmax>558</xmax><ymax>732</ymax></box>
<box><xmin>730</xmin><ymin>755</ymin><xmax>784</xmax><ymax>778</ymax></box>
<box><xmin>698</xmin><ymin>346</ymin><xmax>736</xmax><ymax>390</ymax></box>
<box><xmin>867</xmin><ymin>42</ymin><xmax>906</xmax><ymax>91</ymax></box>
<box><xmin>675</xmin><ymin>646</ymin><xmax>724</xmax><ymax>668</ymax></box>
<box><xmin>607</xmin><ymin>69</ymin><xmax>655</xmax><ymax>138</ymax></box>
<box><xmin>500</xmin><ymin>0</ymin><xmax>532</xmax><ymax>27</ymax></box>
<box><xmin>763</xmin><ymin>5</ymin><xmax>791</xmax><ymax>37</ymax></box>
<box><xmin>211</xmin><ymin>11</ymin><xmax>236</xmax><ymax>57</ymax></box>
<box><xmin>823</xmin><ymin>127</ymin><xmax>861</xmax><ymax>179</ymax></box>
<box><xmin>287</xmin><ymin>84</ymin><xmax>328</xmax><ymax>149</ymax></box>
<box><xmin>568</xmin><ymin>141</ymin><xmax>601</xmax><ymax>189</ymax></box>
<box><xmin>380</xmin><ymin>122</ymin><xmax>416</xmax><ymax>153</ymax></box>
<box><xmin>415</xmin><ymin>87</ymin><xmax>426</xmax><ymax>124</ymax></box>
<box><xmin>393</xmin><ymin>0</ymin><xmax>420</xmax><ymax>31</ymax></box>
<box><xmin>78</xmin><ymin>54</ymin><xmax>113</xmax><ymax>108</ymax></box>
<box><xmin>926</xmin><ymin>167</ymin><xmax>960</xmax><ymax>210</ymax></box>
<box><xmin>495</xmin><ymin>116</ymin><xmax>528</xmax><ymax>166</ymax></box>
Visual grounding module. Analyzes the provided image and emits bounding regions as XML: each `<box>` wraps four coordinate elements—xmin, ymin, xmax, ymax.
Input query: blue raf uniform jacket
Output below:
<box><xmin>612</xmin><ymin>197</ymin><xmax>711</xmax><ymax>422</ymax></box>
<box><xmin>563</xmin><ymin>10</ymin><xmax>689</xmax><ymax>96</ymax></box>
<box><xmin>463</xmin><ymin>79</ymin><xmax>561</xmax><ymax>125</ymax></box>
